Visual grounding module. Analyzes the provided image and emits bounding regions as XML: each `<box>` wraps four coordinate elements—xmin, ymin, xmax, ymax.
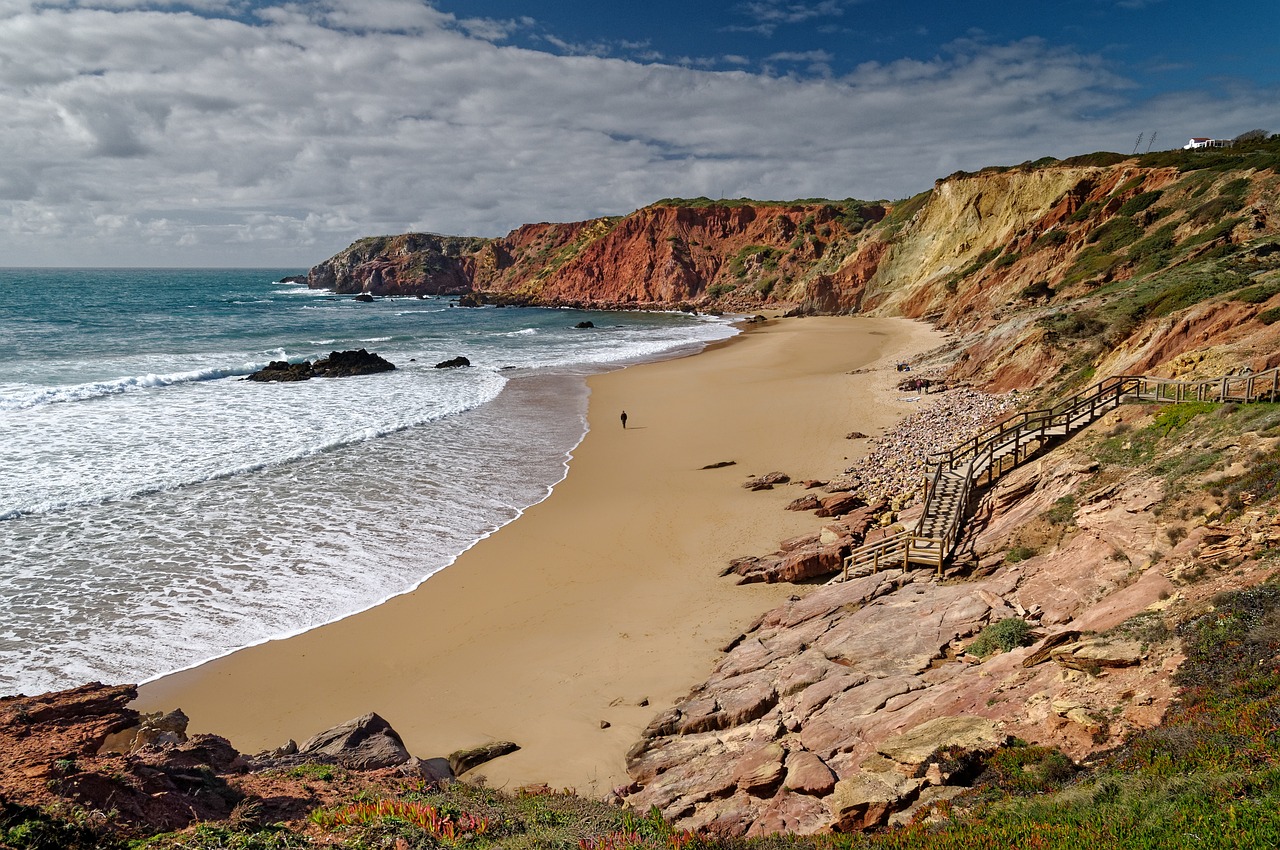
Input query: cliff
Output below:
<box><xmin>309</xmin><ymin>140</ymin><xmax>1280</xmax><ymax>396</ymax></box>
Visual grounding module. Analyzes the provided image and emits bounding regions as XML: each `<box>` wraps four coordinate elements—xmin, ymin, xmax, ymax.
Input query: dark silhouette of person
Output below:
<box><xmin>621</xmin><ymin>410</ymin><xmax>628</xmax><ymax>429</ymax></box>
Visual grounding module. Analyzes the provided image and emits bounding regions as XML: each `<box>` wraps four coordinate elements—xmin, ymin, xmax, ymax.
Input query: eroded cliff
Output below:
<box><xmin>309</xmin><ymin>143</ymin><xmax>1280</xmax><ymax>396</ymax></box>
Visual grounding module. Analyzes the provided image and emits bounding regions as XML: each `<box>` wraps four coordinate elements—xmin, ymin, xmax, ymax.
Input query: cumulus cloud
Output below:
<box><xmin>0</xmin><ymin>0</ymin><xmax>1276</xmax><ymax>266</ymax></box>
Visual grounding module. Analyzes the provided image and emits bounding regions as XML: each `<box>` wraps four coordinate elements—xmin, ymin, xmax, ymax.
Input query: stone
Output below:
<box><xmin>787</xmin><ymin>494</ymin><xmax>821</xmax><ymax>511</ymax></box>
<box><xmin>731</xmin><ymin>742</ymin><xmax>785</xmax><ymax>795</ymax></box>
<box><xmin>829</xmin><ymin>773</ymin><xmax>913</xmax><ymax>832</ymax></box>
<box><xmin>247</xmin><ymin>349</ymin><xmax>395</xmax><ymax>382</ymax></box>
<box><xmin>434</xmin><ymin>356</ymin><xmax>471</xmax><ymax>369</ymax></box>
<box><xmin>297</xmin><ymin>713</ymin><xmax>411</xmax><ymax>770</ymax></box>
<box><xmin>744</xmin><ymin>472</ymin><xmax>791</xmax><ymax>490</ymax></box>
<box><xmin>815</xmin><ymin>492</ymin><xmax>864</xmax><ymax>518</ymax></box>
<box><xmin>401</xmin><ymin>756</ymin><xmax>455</xmax><ymax>784</ymax></box>
<box><xmin>447</xmin><ymin>741</ymin><xmax>520</xmax><ymax>775</ymax></box>
<box><xmin>877</xmin><ymin>716</ymin><xmax>1006</xmax><ymax>770</ymax></box>
<box><xmin>574</xmin><ymin>320</ymin><xmax>595</xmax><ymax>328</ymax></box>
<box><xmin>783</xmin><ymin>751</ymin><xmax>836</xmax><ymax>796</ymax></box>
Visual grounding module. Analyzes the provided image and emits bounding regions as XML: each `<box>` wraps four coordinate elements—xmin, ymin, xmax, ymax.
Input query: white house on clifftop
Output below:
<box><xmin>1184</xmin><ymin>137</ymin><xmax>1234</xmax><ymax>150</ymax></box>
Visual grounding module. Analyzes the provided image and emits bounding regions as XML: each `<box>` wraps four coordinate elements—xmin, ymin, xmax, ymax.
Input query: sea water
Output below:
<box><xmin>0</xmin><ymin>268</ymin><xmax>735</xmax><ymax>695</ymax></box>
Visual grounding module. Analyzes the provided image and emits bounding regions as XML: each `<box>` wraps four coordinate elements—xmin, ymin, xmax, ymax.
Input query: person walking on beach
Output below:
<box><xmin>621</xmin><ymin>410</ymin><xmax>628</xmax><ymax>429</ymax></box>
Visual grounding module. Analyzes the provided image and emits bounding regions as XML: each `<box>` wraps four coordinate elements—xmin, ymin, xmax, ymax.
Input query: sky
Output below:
<box><xmin>0</xmin><ymin>1</ymin><xmax>1277</xmax><ymax>267</ymax></box>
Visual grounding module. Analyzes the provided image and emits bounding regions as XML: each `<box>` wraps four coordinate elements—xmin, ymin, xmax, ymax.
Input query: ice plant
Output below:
<box><xmin>311</xmin><ymin>799</ymin><xmax>488</xmax><ymax>843</ymax></box>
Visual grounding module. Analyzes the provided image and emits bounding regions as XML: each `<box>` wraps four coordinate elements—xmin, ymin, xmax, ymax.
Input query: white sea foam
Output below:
<box><xmin>0</xmin><ymin>269</ymin><xmax>738</xmax><ymax>695</ymax></box>
<box><xmin>0</xmin><ymin>364</ymin><xmax>258</xmax><ymax>411</ymax></box>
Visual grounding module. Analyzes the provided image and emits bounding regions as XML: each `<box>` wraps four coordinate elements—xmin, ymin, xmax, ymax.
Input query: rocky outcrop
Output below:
<box><xmin>247</xmin><ymin>349</ymin><xmax>395</xmax><ymax>382</ymax></box>
<box><xmin>622</xmin><ymin>406</ymin><xmax>1227</xmax><ymax>835</ymax></box>
<box><xmin>0</xmin><ymin>684</ymin><xmax>478</xmax><ymax>839</ymax></box>
<box><xmin>307</xmin><ymin>232</ymin><xmax>491</xmax><ymax>296</ymax></box>
<box><xmin>296</xmin><ymin>712</ymin><xmax>411</xmax><ymax>770</ymax></box>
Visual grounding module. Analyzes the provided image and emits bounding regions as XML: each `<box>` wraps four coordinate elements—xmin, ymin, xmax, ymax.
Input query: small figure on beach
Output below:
<box><xmin>621</xmin><ymin>410</ymin><xmax>628</xmax><ymax>429</ymax></box>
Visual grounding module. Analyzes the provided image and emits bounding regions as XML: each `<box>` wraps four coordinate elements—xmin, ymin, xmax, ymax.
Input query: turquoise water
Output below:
<box><xmin>0</xmin><ymin>269</ymin><xmax>735</xmax><ymax>694</ymax></box>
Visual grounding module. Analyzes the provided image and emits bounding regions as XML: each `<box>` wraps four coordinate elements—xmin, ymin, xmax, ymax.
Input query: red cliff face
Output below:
<box><xmin>307</xmin><ymin>152</ymin><xmax>1280</xmax><ymax>393</ymax></box>
<box><xmin>477</xmin><ymin>202</ymin><xmax>878</xmax><ymax>308</ymax></box>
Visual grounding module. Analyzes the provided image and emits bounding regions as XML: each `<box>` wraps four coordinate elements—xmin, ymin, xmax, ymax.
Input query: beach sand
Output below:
<box><xmin>135</xmin><ymin>315</ymin><xmax>942</xmax><ymax>794</ymax></box>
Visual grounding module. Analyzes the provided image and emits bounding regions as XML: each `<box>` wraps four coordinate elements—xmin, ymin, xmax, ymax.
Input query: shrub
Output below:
<box><xmin>1031</xmin><ymin>229</ymin><xmax>1069</xmax><ymax>251</ymax></box>
<box><xmin>1087</xmin><ymin>216</ymin><xmax>1143</xmax><ymax>253</ymax></box>
<box><xmin>1042</xmin><ymin>496</ymin><xmax>1077</xmax><ymax>525</ymax></box>
<box><xmin>1117</xmin><ymin>190</ymin><xmax>1163</xmax><ymax>217</ymax></box>
<box><xmin>1233</xmin><ymin>267</ymin><xmax>1280</xmax><ymax>303</ymax></box>
<box><xmin>1259</xmin><ymin>306</ymin><xmax>1280</xmax><ymax>325</ymax></box>
<box><xmin>968</xmin><ymin>618</ymin><xmax>1034</xmax><ymax>656</ymax></box>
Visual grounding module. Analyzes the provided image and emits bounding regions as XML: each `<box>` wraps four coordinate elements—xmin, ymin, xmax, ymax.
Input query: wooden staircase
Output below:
<box><xmin>828</xmin><ymin>366</ymin><xmax>1280</xmax><ymax>584</ymax></box>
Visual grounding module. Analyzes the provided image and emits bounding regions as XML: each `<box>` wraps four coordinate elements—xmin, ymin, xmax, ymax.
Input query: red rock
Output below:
<box><xmin>731</xmin><ymin>742</ymin><xmax>786</xmax><ymax>795</ymax></box>
<box><xmin>783</xmin><ymin>751</ymin><xmax>836</xmax><ymax>796</ymax></box>
<box><xmin>816</xmin><ymin>492</ymin><xmax>864</xmax><ymax>517</ymax></box>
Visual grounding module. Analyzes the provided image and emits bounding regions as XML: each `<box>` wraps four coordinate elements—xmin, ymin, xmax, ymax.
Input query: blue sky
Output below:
<box><xmin>0</xmin><ymin>0</ymin><xmax>1276</xmax><ymax>266</ymax></box>
<box><xmin>430</xmin><ymin>0</ymin><xmax>1278</xmax><ymax>98</ymax></box>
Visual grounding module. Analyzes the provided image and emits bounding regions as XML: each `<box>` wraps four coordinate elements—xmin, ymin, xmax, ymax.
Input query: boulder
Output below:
<box><xmin>247</xmin><ymin>349</ymin><xmax>395</xmax><ymax>382</ymax></box>
<box><xmin>448</xmin><ymin>740</ymin><xmax>520</xmax><ymax>775</ymax></box>
<box><xmin>245</xmin><ymin>360</ymin><xmax>313</xmax><ymax>382</ymax></box>
<box><xmin>783</xmin><ymin>751</ymin><xmax>836</xmax><ymax>796</ymax></box>
<box><xmin>829</xmin><ymin>772</ymin><xmax>915</xmax><ymax>832</ymax></box>
<box><xmin>434</xmin><ymin>356</ymin><xmax>471</xmax><ymax>369</ymax></box>
<box><xmin>786</xmin><ymin>494</ymin><xmax>821</xmax><ymax>512</ymax></box>
<box><xmin>730</xmin><ymin>742</ymin><xmax>785</xmax><ymax>795</ymax></box>
<box><xmin>311</xmin><ymin>349</ymin><xmax>395</xmax><ymax>378</ymax></box>
<box><xmin>297</xmin><ymin>713</ymin><xmax>411</xmax><ymax>769</ymax></box>
<box><xmin>743</xmin><ymin>472</ymin><xmax>791</xmax><ymax>491</ymax></box>
<box><xmin>877</xmin><ymin>716</ymin><xmax>1006</xmax><ymax>772</ymax></box>
<box><xmin>574</xmin><ymin>321</ymin><xmax>595</xmax><ymax>328</ymax></box>
<box><xmin>815</xmin><ymin>492</ymin><xmax>865</xmax><ymax>518</ymax></box>
<box><xmin>353</xmin><ymin>292</ymin><xmax>375</xmax><ymax>302</ymax></box>
<box><xmin>401</xmin><ymin>756</ymin><xmax>455</xmax><ymax>784</ymax></box>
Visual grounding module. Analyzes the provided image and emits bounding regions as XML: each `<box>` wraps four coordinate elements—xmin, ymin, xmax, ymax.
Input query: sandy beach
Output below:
<box><xmin>135</xmin><ymin>315</ymin><xmax>942</xmax><ymax>793</ymax></box>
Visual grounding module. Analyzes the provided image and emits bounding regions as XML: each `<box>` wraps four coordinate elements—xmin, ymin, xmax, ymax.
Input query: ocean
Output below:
<box><xmin>0</xmin><ymin>268</ymin><xmax>736</xmax><ymax>696</ymax></box>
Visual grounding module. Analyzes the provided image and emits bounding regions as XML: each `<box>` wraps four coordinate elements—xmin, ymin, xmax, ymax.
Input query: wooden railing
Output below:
<box><xmin>830</xmin><ymin>365</ymin><xmax>1278</xmax><ymax>584</ymax></box>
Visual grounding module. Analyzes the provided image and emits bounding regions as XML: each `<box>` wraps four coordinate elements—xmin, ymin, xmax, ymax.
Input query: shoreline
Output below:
<box><xmin>134</xmin><ymin>315</ymin><xmax>943</xmax><ymax>792</ymax></box>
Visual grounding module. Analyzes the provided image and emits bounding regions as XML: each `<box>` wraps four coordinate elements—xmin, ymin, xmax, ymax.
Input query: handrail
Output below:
<box><xmin>832</xmin><ymin>364</ymin><xmax>1279</xmax><ymax>584</ymax></box>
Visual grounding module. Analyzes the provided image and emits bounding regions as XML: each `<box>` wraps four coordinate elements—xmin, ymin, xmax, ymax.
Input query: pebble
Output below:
<box><xmin>828</xmin><ymin>386</ymin><xmax>1017</xmax><ymax>509</ymax></box>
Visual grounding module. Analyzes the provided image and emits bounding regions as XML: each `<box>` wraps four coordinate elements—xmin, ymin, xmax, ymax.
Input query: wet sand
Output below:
<box><xmin>135</xmin><ymin>316</ymin><xmax>942</xmax><ymax>794</ymax></box>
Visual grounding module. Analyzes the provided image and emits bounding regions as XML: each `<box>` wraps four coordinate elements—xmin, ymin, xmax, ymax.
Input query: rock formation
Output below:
<box><xmin>247</xmin><ymin>349</ymin><xmax>395</xmax><ymax>382</ymax></box>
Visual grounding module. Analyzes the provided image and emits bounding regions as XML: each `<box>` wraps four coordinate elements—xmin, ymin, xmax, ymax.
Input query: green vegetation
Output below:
<box><xmin>967</xmin><ymin>618</ymin><xmax>1034</xmax><ymax>656</ymax></box>
<box><xmin>1031</xmin><ymin>228</ymin><xmax>1068</xmax><ymax>251</ymax></box>
<box><xmin>1085</xmin><ymin>216</ymin><xmax>1143</xmax><ymax>253</ymax></box>
<box><xmin>1004</xmin><ymin>545</ymin><xmax>1040</xmax><ymax>564</ymax></box>
<box><xmin>1116</xmin><ymin>190</ymin><xmax>1163</xmax><ymax>217</ymax></box>
<box><xmin>728</xmin><ymin>245</ymin><xmax>782</xmax><ymax>279</ymax></box>
<box><xmin>881</xmin><ymin>189</ymin><xmax>932</xmax><ymax>233</ymax></box>
<box><xmin>1233</xmin><ymin>280</ymin><xmax>1280</xmax><ymax>304</ymax></box>
<box><xmin>1041</xmin><ymin>496</ymin><xmax>1077</xmax><ymax>525</ymax></box>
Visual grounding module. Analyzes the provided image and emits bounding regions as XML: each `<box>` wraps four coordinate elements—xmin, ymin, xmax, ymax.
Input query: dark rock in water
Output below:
<box><xmin>435</xmin><ymin>356</ymin><xmax>471</xmax><ymax>369</ymax></box>
<box><xmin>312</xmin><ymin>348</ymin><xmax>395</xmax><ymax>378</ymax></box>
<box><xmin>297</xmin><ymin>712</ymin><xmax>411</xmax><ymax>770</ymax></box>
<box><xmin>246</xmin><ymin>360</ymin><xmax>313</xmax><ymax>382</ymax></box>
<box><xmin>247</xmin><ymin>349</ymin><xmax>395</xmax><ymax>382</ymax></box>
<box><xmin>448</xmin><ymin>741</ymin><xmax>519</xmax><ymax>776</ymax></box>
<box><xmin>353</xmin><ymin>292</ymin><xmax>375</xmax><ymax>302</ymax></box>
<box><xmin>575</xmin><ymin>320</ymin><xmax>595</xmax><ymax>329</ymax></box>
<box><xmin>278</xmin><ymin>274</ymin><xmax>308</xmax><ymax>284</ymax></box>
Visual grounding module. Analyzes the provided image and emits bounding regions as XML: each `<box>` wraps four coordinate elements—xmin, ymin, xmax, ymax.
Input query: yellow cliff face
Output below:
<box><xmin>868</xmin><ymin>167</ymin><xmax>1096</xmax><ymax>317</ymax></box>
<box><xmin>306</xmin><ymin>148</ymin><xmax>1280</xmax><ymax>393</ymax></box>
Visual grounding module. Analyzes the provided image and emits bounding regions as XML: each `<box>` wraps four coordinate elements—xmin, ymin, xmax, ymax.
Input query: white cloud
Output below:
<box><xmin>0</xmin><ymin>3</ymin><xmax>1276</xmax><ymax>266</ymax></box>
